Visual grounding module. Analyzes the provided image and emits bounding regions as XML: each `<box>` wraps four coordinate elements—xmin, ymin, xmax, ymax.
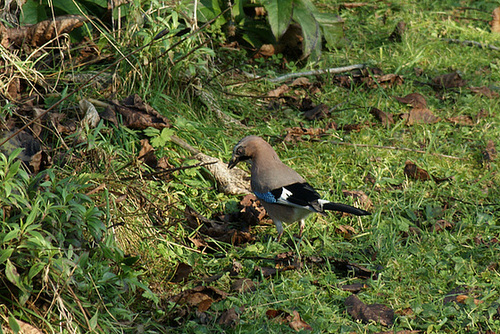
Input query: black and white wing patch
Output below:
<box><xmin>254</xmin><ymin>182</ymin><xmax>323</xmax><ymax>212</ymax></box>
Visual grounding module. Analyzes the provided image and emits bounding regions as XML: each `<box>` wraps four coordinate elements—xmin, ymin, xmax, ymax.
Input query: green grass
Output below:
<box><xmin>141</xmin><ymin>1</ymin><xmax>500</xmax><ymax>332</ymax></box>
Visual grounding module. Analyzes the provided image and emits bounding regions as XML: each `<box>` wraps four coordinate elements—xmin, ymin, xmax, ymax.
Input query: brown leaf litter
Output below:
<box><xmin>342</xmin><ymin>190</ymin><xmax>373</xmax><ymax>210</ymax></box>
<box><xmin>217</xmin><ymin>306</ymin><xmax>245</xmax><ymax>327</ymax></box>
<box><xmin>404</xmin><ymin>160</ymin><xmax>453</xmax><ymax>183</ymax></box>
<box><xmin>256</xmin><ymin>252</ymin><xmax>377</xmax><ymax>280</ymax></box>
<box><xmin>394</xmin><ymin>93</ymin><xmax>427</xmax><ymax>108</ymax></box>
<box><xmin>370</xmin><ymin>107</ymin><xmax>394</xmax><ymax>126</ymax></box>
<box><xmin>169</xmin><ymin>286</ymin><xmax>228</xmax><ymax>312</ymax></box>
<box><xmin>170</xmin><ymin>262</ymin><xmax>193</xmax><ymax>283</ymax></box>
<box><xmin>104</xmin><ymin>94</ymin><xmax>171</xmax><ymax>129</ymax></box>
<box><xmin>491</xmin><ymin>7</ymin><xmax>500</xmax><ymax>33</ymax></box>
<box><xmin>388</xmin><ymin>21</ymin><xmax>406</xmax><ymax>42</ymax></box>
<box><xmin>430</xmin><ymin>71</ymin><xmax>467</xmax><ymax>90</ymax></box>
<box><xmin>266</xmin><ymin>309</ymin><xmax>313</xmax><ymax>331</ymax></box>
<box><xmin>468</xmin><ymin>86</ymin><xmax>499</xmax><ymax>98</ymax></box>
<box><xmin>0</xmin><ymin>15</ymin><xmax>88</xmax><ymax>49</ymax></box>
<box><xmin>334</xmin><ymin>67</ymin><xmax>404</xmax><ymax>89</ymax></box>
<box><xmin>184</xmin><ymin>206</ymin><xmax>255</xmax><ymax>247</ymax></box>
<box><xmin>345</xmin><ymin>294</ymin><xmax>394</xmax><ymax>326</ymax></box>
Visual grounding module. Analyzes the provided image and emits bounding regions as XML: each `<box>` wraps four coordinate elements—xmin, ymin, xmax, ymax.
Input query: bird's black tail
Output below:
<box><xmin>323</xmin><ymin>202</ymin><xmax>371</xmax><ymax>216</ymax></box>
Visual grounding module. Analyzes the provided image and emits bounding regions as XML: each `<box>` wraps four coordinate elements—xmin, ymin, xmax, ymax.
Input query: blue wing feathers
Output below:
<box><xmin>254</xmin><ymin>191</ymin><xmax>278</xmax><ymax>203</ymax></box>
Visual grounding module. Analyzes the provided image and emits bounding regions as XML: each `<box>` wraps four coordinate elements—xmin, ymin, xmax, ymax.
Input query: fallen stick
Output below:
<box><xmin>244</xmin><ymin>64</ymin><xmax>367</xmax><ymax>83</ymax></box>
<box><xmin>442</xmin><ymin>38</ymin><xmax>500</xmax><ymax>51</ymax></box>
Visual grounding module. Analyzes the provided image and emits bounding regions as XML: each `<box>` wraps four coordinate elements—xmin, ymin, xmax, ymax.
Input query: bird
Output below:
<box><xmin>228</xmin><ymin>135</ymin><xmax>371</xmax><ymax>241</ymax></box>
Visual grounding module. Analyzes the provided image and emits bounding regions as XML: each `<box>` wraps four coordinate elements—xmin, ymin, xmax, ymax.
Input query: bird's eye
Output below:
<box><xmin>236</xmin><ymin>147</ymin><xmax>245</xmax><ymax>155</ymax></box>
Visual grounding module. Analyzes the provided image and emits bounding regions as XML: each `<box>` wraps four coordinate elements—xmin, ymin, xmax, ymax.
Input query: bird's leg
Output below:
<box><xmin>274</xmin><ymin>220</ymin><xmax>284</xmax><ymax>241</ymax></box>
<box><xmin>298</xmin><ymin>219</ymin><xmax>306</xmax><ymax>239</ymax></box>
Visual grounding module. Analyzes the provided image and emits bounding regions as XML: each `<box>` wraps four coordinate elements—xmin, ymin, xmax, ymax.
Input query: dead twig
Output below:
<box><xmin>442</xmin><ymin>38</ymin><xmax>500</xmax><ymax>51</ymax></box>
<box><xmin>244</xmin><ymin>64</ymin><xmax>366</xmax><ymax>83</ymax></box>
<box><xmin>120</xmin><ymin>160</ymin><xmax>217</xmax><ymax>181</ymax></box>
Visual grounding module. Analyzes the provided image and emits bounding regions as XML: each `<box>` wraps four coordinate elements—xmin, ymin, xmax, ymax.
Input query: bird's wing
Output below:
<box><xmin>254</xmin><ymin>182</ymin><xmax>322</xmax><ymax>212</ymax></box>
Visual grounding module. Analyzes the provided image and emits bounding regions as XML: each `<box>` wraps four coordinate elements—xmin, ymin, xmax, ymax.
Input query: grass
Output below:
<box><xmin>145</xmin><ymin>1</ymin><xmax>500</xmax><ymax>332</ymax></box>
<box><xmin>1</xmin><ymin>0</ymin><xmax>500</xmax><ymax>333</ymax></box>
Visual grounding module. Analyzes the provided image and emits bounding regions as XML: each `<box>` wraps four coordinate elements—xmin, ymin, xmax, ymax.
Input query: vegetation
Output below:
<box><xmin>1</xmin><ymin>0</ymin><xmax>500</xmax><ymax>333</ymax></box>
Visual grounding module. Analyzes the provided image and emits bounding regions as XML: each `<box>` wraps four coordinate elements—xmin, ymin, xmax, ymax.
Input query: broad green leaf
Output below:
<box><xmin>47</xmin><ymin>0</ymin><xmax>85</xmax><ymax>16</ymax></box>
<box><xmin>20</xmin><ymin>0</ymin><xmax>47</xmax><ymax>25</ymax></box>
<box><xmin>28</xmin><ymin>262</ymin><xmax>46</xmax><ymax>280</ymax></box>
<box><xmin>144</xmin><ymin>127</ymin><xmax>160</xmax><ymax>137</ymax></box>
<box><xmin>0</xmin><ymin>248</ymin><xmax>14</xmax><ymax>264</ymax></box>
<box><xmin>90</xmin><ymin>309</ymin><xmax>99</xmax><ymax>331</ymax></box>
<box><xmin>3</xmin><ymin>228</ymin><xmax>20</xmax><ymax>243</ymax></box>
<box><xmin>8</xmin><ymin>315</ymin><xmax>20</xmax><ymax>334</ymax></box>
<box><xmin>232</xmin><ymin>0</ymin><xmax>245</xmax><ymax>23</ymax></box>
<box><xmin>262</xmin><ymin>0</ymin><xmax>293</xmax><ymax>39</ymax></box>
<box><xmin>197</xmin><ymin>0</ymin><xmax>227</xmax><ymax>26</ymax></box>
<box><xmin>5</xmin><ymin>259</ymin><xmax>21</xmax><ymax>287</ymax></box>
<box><xmin>315</xmin><ymin>12</ymin><xmax>344</xmax><ymax>49</ymax></box>
<box><xmin>292</xmin><ymin>0</ymin><xmax>321</xmax><ymax>60</ymax></box>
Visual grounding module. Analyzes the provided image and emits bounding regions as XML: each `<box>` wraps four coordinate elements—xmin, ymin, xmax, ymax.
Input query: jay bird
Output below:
<box><xmin>228</xmin><ymin>136</ymin><xmax>371</xmax><ymax>241</ymax></box>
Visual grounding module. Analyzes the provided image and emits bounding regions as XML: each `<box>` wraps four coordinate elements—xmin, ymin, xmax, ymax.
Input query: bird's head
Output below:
<box><xmin>228</xmin><ymin>135</ymin><xmax>274</xmax><ymax>169</ymax></box>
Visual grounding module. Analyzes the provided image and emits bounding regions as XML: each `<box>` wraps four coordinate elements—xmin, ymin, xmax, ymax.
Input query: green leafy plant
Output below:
<box><xmin>0</xmin><ymin>150</ymin><xmax>157</xmax><ymax>332</ymax></box>
<box><xmin>197</xmin><ymin>0</ymin><xmax>344</xmax><ymax>60</ymax></box>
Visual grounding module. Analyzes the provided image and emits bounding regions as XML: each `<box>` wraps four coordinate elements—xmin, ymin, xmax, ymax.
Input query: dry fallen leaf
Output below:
<box><xmin>483</xmin><ymin>140</ymin><xmax>497</xmax><ymax>162</ymax></box>
<box><xmin>405</xmin><ymin>107</ymin><xmax>440</xmax><ymax>125</ymax></box>
<box><xmin>170</xmin><ymin>262</ymin><xmax>193</xmax><ymax>283</ymax></box>
<box><xmin>341</xmin><ymin>283</ymin><xmax>368</xmax><ymax>293</ymax></box>
<box><xmin>106</xmin><ymin>94</ymin><xmax>171</xmax><ymax>130</ymax></box>
<box><xmin>1</xmin><ymin>318</ymin><xmax>44</xmax><ymax>334</ymax></box>
<box><xmin>345</xmin><ymin>294</ymin><xmax>394</xmax><ymax>326</ymax></box>
<box><xmin>395</xmin><ymin>307</ymin><xmax>414</xmax><ymax>317</ymax></box>
<box><xmin>431</xmin><ymin>72</ymin><xmax>466</xmax><ymax>90</ymax></box>
<box><xmin>468</xmin><ymin>86</ymin><xmax>499</xmax><ymax>98</ymax></box>
<box><xmin>370</xmin><ymin>107</ymin><xmax>394</xmax><ymax>126</ymax></box>
<box><xmin>267</xmin><ymin>84</ymin><xmax>290</xmax><ymax>98</ymax></box>
<box><xmin>266</xmin><ymin>309</ymin><xmax>291</xmax><ymax>324</ymax></box>
<box><xmin>283</xmin><ymin>126</ymin><xmax>332</xmax><ymax>142</ymax></box>
<box><xmin>230</xmin><ymin>278</ymin><xmax>257</xmax><ymax>293</ymax></box>
<box><xmin>138</xmin><ymin>139</ymin><xmax>157</xmax><ymax>168</ymax></box>
<box><xmin>265</xmin><ymin>309</ymin><xmax>312</xmax><ymax>331</ymax></box>
<box><xmin>491</xmin><ymin>7</ymin><xmax>500</xmax><ymax>33</ymax></box>
<box><xmin>328</xmin><ymin>258</ymin><xmax>375</xmax><ymax>279</ymax></box>
<box><xmin>217</xmin><ymin>307</ymin><xmax>244</xmax><ymax>327</ymax></box>
<box><xmin>303</xmin><ymin>103</ymin><xmax>330</xmax><ymax>120</ymax></box>
<box><xmin>433</xmin><ymin>219</ymin><xmax>454</xmax><ymax>232</ymax></box>
<box><xmin>184</xmin><ymin>206</ymin><xmax>255</xmax><ymax>246</ymax></box>
<box><xmin>362</xmin><ymin>73</ymin><xmax>404</xmax><ymax>89</ymax></box>
<box><xmin>404</xmin><ymin>160</ymin><xmax>432</xmax><ymax>181</ymax></box>
<box><xmin>290</xmin><ymin>77</ymin><xmax>310</xmax><ymax>87</ymax></box>
<box><xmin>29</xmin><ymin>150</ymin><xmax>51</xmax><ymax>174</ymax></box>
<box><xmin>257</xmin><ymin>44</ymin><xmax>276</xmax><ymax>57</ymax></box>
<box><xmin>289</xmin><ymin>310</ymin><xmax>313</xmax><ymax>331</ymax></box>
<box><xmin>394</xmin><ymin>93</ymin><xmax>427</xmax><ymax>108</ymax></box>
<box><xmin>336</xmin><ymin>224</ymin><xmax>356</xmax><ymax>239</ymax></box>
<box><xmin>404</xmin><ymin>160</ymin><xmax>452</xmax><ymax>183</ymax></box>
<box><xmin>456</xmin><ymin>294</ymin><xmax>483</xmax><ymax>305</ymax></box>
<box><xmin>170</xmin><ymin>286</ymin><xmax>228</xmax><ymax>312</ymax></box>
<box><xmin>342</xmin><ymin>189</ymin><xmax>373</xmax><ymax>210</ymax></box>
<box><xmin>447</xmin><ymin>115</ymin><xmax>474</xmax><ymax>126</ymax></box>
<box><xmin>256</xmin><ymin>266</ymin><xmax>277</xmax><ymax>278</ymax></box>
<box><xmin>388</xmin><ymin>21</ymin><xmax>406</xmax><ymax>42</ymax></box>
<box><xmin>2</xmin><ymin>15</ymin><xmax>88</xmax><ymax>48</ymax></box>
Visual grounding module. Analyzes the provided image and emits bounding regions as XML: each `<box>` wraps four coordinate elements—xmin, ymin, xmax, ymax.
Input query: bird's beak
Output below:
<box><xmin>227</xmin><ymin>155</ymin><xmax>239</xmax><ymax>169</ymax></box>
